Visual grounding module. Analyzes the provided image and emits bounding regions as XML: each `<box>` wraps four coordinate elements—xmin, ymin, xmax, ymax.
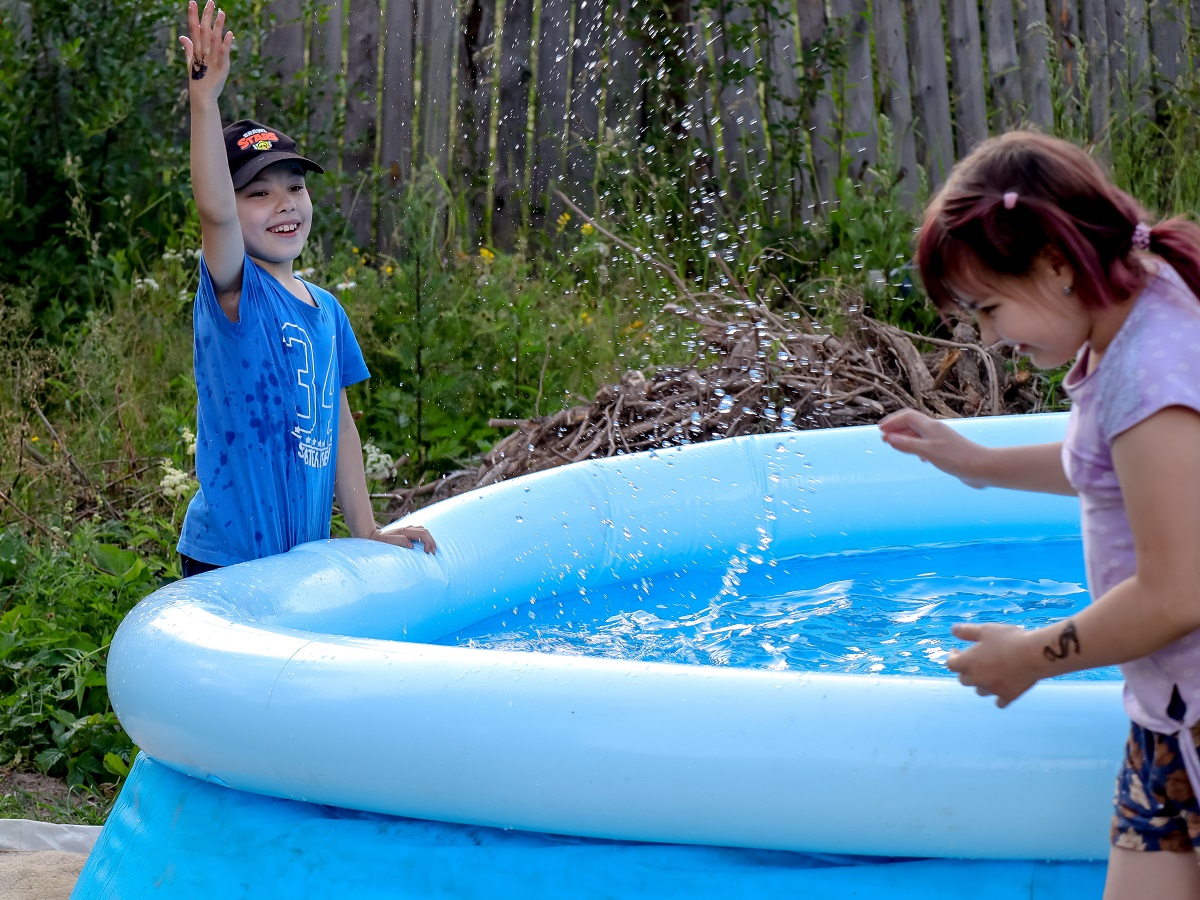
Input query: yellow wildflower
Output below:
<box><xmin>480</xmin><ymin>247</ymin><xmax>496</xmax><ymax>263</ymax></box>
<box><xmin>556</xmin><ymin>211</ymin><xmax>571</xmax><ymax>233</ymax></box>
<box><xmin>581</xmin><ymin>223</ymin><xmax>594</xmax><ymax>235</ymax></box>
<box><xmin>30</xmin><ymin>435</ymin><xmax>38</xmax><ymax>442</ymax></box>
<box><xmin>385</xmin><ymin>265</ymin><xmax>394</xmax><ymax>275</ymax></box>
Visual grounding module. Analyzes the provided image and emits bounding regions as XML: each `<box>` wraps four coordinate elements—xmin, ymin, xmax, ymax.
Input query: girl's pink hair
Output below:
<box><xmin>917</xmin><ymin>131</ymin><xmax>1200</xmax><ymax>312</ymax></box>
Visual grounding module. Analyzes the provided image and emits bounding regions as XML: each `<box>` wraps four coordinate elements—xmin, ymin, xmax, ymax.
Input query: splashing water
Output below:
<box><xmin>441</xmin><ymin>537</ymin><xmax>1118</xmax><ymax>681</ymax></box>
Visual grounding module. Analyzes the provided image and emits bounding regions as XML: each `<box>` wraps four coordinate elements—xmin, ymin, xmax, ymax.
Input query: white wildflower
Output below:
<box><xmin>362</xmin><ymin>442</ymin><xmax>395</xmax><ymax>483</ymax></box>
<box><xmin>335</xmin><ymin>281</ymin><xmax>357</xmax><ymax>291</ymax></box>
<box><xmin>132</xmin><ymin>276</ymin><xmax>160</xmax><ymax>294</ymax></box>
<box><xmin>297</xmin><ymin>267</ymin><xmax>316</xmax><ymax>278</ymax></box>
<box><xmin>159</xmin><ymin>459</ymin><xmax>196</xmax><ymax>500</ymax></box>
<box><xmin>162</xmin><ymin>248</ymin><xmax>182</xmax><ymax>262</ymax></box>
<box><xmin>596</xmin><ymin>243</ymin><xmax>610</xmax><ymax>258</ymax></box>
<box><xmin>187</xmin><ymin>248</ymin><xmax>202</xmax><ymax>260</ymax></box>
<box><xmin>181</xmin><ymin>427</ymin><xmax>196</xmax><ymax>456</ymax></box>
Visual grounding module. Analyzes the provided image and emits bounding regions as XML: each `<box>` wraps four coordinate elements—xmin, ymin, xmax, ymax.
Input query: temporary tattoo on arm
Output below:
<box><xmin>191</xmin><ymin>59</ymin><xmax>208</xmax><ymax>80</ymax></box>
<box><xmin>1043</xmin><ymin>622</ymin><xmax>1081</xmax><ymax>662</ymax></box>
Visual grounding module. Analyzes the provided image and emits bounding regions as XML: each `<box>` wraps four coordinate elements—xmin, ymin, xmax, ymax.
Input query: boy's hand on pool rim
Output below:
<box><xmin>369</xmin><ymin>526</ymin><xmax>437</xmax><ymax>554</ymax></box>
<box><xmin>945</xmin><ymin>622</ymin><xmax>1045</xmax><ymax>708</ymax></box>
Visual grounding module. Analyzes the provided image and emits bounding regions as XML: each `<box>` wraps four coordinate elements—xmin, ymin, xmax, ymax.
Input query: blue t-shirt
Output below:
<box><xmin>178</xmin><ymin>255</ymin><xmax>370</xmax><ymax>566</ymax></box>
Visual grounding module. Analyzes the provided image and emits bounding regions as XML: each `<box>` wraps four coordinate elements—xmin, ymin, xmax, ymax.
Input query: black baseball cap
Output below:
<box><xmin>223</xmin><ymin>119</ymin><xmax>324</xmax><ymax>190</ymax></box>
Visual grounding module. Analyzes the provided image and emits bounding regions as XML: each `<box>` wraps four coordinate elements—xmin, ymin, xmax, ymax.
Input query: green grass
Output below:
<box><xmin>0</xmin><ymin>772</ymin><xmax>113</xmax><ymax>826</ymax></box>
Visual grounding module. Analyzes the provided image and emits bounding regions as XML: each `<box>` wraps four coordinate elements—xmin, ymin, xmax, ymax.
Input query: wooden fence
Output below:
<box><xmin>145</xmin><ymin>0</ymin><xmax>1200</xmax><ymax>246</ymax></box>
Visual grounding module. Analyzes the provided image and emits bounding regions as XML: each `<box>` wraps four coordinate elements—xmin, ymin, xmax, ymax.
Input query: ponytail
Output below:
<box><xmin>1148</xmin><ymin>217</ymin><xmax>1200</xmax><ymax>304</ymax></box>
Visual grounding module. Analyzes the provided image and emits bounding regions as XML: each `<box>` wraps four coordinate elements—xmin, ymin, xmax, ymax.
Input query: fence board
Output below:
<box><xmin>691</xmin><ymin>8</ymin><xmax>732</xmax><ymax>200</ymax></box>
<box><xmin>829</xmin><ymin>0</ymin><xmax>877</xmax><ymax>177</ymax></box>
<box><xmin>796</xmin><ymin>0</ymin><xmax>837</xmax><ymax>213</ymax></box>
<box><xmin>984</xmin><ymin>0</ymin><xmax>1023</xmax><ymax>131</ymax></box>
<box><xmin>309</xmin><ymin>0</ymin><xmax>344</xmax><ymax>206</ymax></box>
<box><xmin>462</xmin><ymin>0</ymin><xmax>498</xmax><ymax>241</ymax></box>
<box><xmin>494</xmin><ymin>0</ymin><xmax>535</xmax><ymax>245</ymax></box>
<box><xmin>906</xmin><ymin>0</ymin><xmax>954</xmax><ymax>185</ymax></box>
<box><xmin>1056</xmin><ymin>0</ymin><xmax>1084</xmax><ymax>127</ymax></box>
<box><xmin>564</xmin><ymin>0</ymin><xmax>609</xmax><ymax>211</ymax></box>
<box><xmin>417</xmin><ymin>0</ymin><xmax>458</xmax><ymax>176</ymax></box>
<box><xmin>830</xmin><ymin>0</ymin><xmax>878</xmax><ymax>180</ymax></box>
<box><xmin>946</xmin><ymin>0</ymin><xmax>989</xmax><ymax>155</ymax></box>
<box><xmin>872</xmin><ymin>0</ymin><xmax>918</xmax><ymax>202</ymax></box>
<box><xmin>714</xmin><ymin>2</ymin><xmax>767</xmax><ymax>178</ymax></box>
<box><xmin>379</xmin><ymin>0</ymin><xmax>415</xmax><ymax>197</ymax></box>
<box><xmin>343</xmin><ymin>0</ymin><xmax>382</xmax><ymax>245</ymax></box>
<box><xmin>1015</xmin><ymin>0</ymin><xmax>1054</xmax><ymax>128</ymax></box>
<box><xmin>312</xmin><ymin>0</ymin><xmax>345</xmax><ymax>178</ymax></box>
<box><xmin>260</xmin><ymin>0</ymin><xmax>306</xmax><ymax>127</ymax></box>
<box><xmin>763</xmin><ymin>5</ymin><xmax>803</xmax><ymax>215</ymax></box>
<box><xmin>603</xmin><ymin>0</ymin><xmax>640</xmax><ymax>143</ymax></box>
<box><xmin>1193</xmin><ymin>0</ymin><xmax>1200</xmax><ymax>74</ymax></box>
<box><xmin>1109</xmin><ymin>0</ymin><xmax>1153</xmax><ymax>117</ymax></box>
<box><xmin>531</xmin><ymin>0</ymin><xmax>573</xmax><ymax>226</ymax></box>
<box><xmin>1049</xmin><ymin>0</ymin><xmax>1082</xmax><ymax>130</ymax></box>
<box><xmin>7</xmin><ymin>0</ymin><xmax>32</xmax><ymax>42</ymax></box>
<box><xmin>1077</xmin><ymin>0</ymin><xmax>1108</xmax><ymax>144</ymax></box>
<box><xmin>1149</xmin><ymin>0</ymin><xmax>1186</xmax><ymax>88</ymax></box>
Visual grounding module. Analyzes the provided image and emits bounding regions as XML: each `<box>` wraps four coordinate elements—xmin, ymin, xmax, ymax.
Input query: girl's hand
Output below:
<box><xmin>369</xmin><ymin>526</ymin><xmax>437</xmax><ymax>554</ymax></box>
<box><xmin>179</xmin><ymin>0</ymin><xmax>233</xmax><ymax>102</ymax></box>
<box><xmin>945</xmin><ymin>622</ymin><xmax>1043</xmax><ymax>707</ymax></box>
<box><xmin>878</xmin><ymin>409</ymin><xmax>992</xmax><ymax>488</ymax></box>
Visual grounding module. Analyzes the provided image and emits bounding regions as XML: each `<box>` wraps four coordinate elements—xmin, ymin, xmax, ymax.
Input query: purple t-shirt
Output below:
<box><xmin>1062</xmin><ymin>262</ymin><xmax>1200</xmax><ymax>745</ymax></box>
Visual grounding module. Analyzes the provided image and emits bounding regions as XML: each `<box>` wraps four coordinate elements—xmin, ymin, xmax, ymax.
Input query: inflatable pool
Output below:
<box><xmin>73</xmin><ymin>413</ymin><xmax>1122</xmax><ymax>898</ymax></box>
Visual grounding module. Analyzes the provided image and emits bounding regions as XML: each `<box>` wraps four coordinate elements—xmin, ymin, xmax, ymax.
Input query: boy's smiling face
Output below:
<box><xmin>234</xmin><ymin>160</ymin><xmax>313</xmax><ymax>266</ymax></box>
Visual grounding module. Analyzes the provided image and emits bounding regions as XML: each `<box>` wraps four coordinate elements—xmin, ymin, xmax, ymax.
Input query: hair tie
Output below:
<box><xmin>1131</xmin><ymin>222</ymin><xmax>1152</xmax><ymax>251</ymax></box>
<box><xmin>1002</xmin><ymin>191</ymin><xmax>1018</xmax><ymax>210</ymax></box>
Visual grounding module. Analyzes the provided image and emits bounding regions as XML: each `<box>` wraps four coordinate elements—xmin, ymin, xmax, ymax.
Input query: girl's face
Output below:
<box><xmin>952</xmin><ymin>251</ymin><xmax>1092</xmax><ymax>369</ymax></box>
<box><xmin>234</xmin><ymin>161</ymin><xmax>313</xmax><ymax>267</ymax></box>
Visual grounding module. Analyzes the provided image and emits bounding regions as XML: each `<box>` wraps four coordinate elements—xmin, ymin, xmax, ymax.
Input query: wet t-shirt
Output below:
<box><xmin>1062</xmin><ymin>262</ymin><xmax>1200</xmax><ymax>737</ymax></box>
<box><xmin>177</xmin><ymin>254</ymin><xmax>369</xmax><ymax>566</ymax></box>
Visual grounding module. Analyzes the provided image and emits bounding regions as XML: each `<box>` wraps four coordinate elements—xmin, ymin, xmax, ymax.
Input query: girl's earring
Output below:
<box><xmin>1063</xmin><ymin>283</ymin><xmax>1073</xmax><ymax>295</ymax></box>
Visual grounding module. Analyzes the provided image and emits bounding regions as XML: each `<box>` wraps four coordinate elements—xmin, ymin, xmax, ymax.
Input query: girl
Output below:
<box><xmin>879</xmin><ymin>131</ymin><xmax>1200</xmax><ymax>899</ymax></box>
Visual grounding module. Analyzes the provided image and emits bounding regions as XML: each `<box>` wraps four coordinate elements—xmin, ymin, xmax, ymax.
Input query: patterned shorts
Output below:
<box><xmin>1111</xmin><ymin>721</ymin><xmax>1200</xmax><ymax>854</ymax></box>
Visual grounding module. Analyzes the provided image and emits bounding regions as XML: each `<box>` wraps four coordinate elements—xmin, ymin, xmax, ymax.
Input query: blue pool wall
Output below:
<box><xmin>73</xmin><ymin>755</ymin><xmax>1106</xmax><ymax>900</ymax></box>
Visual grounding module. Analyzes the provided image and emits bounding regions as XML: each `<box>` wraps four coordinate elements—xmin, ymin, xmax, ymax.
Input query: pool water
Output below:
<box><xmin>442</xmin><ymin>537</ymin><xmax>1120</xmax><ymax>681</ymax></box>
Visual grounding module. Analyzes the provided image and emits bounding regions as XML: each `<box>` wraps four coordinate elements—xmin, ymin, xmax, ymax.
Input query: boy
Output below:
<box><xmin>176</xmin><ymin>0</ymin><xmax>434</xmax><ymax>576</ymax></box>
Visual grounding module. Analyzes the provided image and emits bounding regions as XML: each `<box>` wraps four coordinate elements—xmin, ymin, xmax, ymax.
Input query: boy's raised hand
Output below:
<box><xmin>179</xmin><ymin>0</ymin><xmax>233</xmax><ymax>101</ymax></box>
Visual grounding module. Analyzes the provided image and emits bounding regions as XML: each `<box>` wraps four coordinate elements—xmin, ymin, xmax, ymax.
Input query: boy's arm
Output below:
<box><xmin>334</xmin><ymin>390</ymin><xmax>437</xmax><ymax>553</ymax></box>
<box><xmin>179</xmin><ymin>0</ymin><xmax>244</xmax><ymax>322</ymax></box>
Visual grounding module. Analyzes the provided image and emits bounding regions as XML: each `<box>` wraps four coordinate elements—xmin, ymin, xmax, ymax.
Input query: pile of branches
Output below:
<box><xmin>379</xmin><ymin>201</ymin><xmax>1045</xmax><ymax>516</ymax></box>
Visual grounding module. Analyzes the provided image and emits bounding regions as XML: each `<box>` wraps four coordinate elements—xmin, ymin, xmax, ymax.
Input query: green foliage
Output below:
<box><xmin>0</xmin><ymin>0</ymin><xmax>193</xmax><ymax>334</ymax></box>
<box><xmin>0</xmin><ymin>521</ymin><xmax>172</xmax><ymax>788</ymax></box>
<box><xmin>346</xmin><ymin>178</ymin><xmax>682</xmax><ymax>472</ymax></box>
<box><xmin>0</xmin><ymin>0</ymin><xmax>336</xmax><ymax>339</ymax></box>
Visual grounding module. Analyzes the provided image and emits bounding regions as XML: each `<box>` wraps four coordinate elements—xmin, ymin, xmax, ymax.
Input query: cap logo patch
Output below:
<box><xmin>238</xmin><ymin>128</ymin><xmax>280</xmax><ymax>151</ymax></box>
